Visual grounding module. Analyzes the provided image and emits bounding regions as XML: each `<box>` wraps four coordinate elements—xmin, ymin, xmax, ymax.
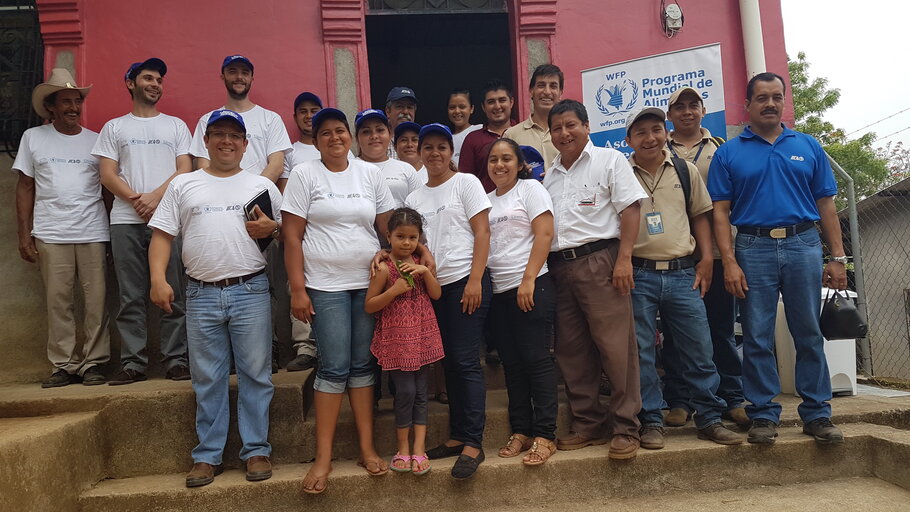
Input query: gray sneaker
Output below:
<box><xmin>802</xmin><ymin>417</ymin><xmax>844</xmax><ymax>444</ymax></box>
<box><xmin>287</xmin><ymin>353</ymin><xmax>317</xmax><ymax>372</ymax></box>
<box><xmin>748</xmin><ymin>418</ymin><xmax>779</xmax><ymax>445</ymax></box>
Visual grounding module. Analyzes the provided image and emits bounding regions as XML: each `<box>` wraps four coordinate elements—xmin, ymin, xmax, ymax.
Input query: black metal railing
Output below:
<box><xmin>0</xmin><ymin>0</ymin><xmax>44</xmax><ymax>157</ymax></box>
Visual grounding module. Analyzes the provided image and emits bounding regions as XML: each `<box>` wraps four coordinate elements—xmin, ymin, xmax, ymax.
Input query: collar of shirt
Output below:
<box><xmin>551</xmin><ymin>139</ymin><xmax>594</xmax><ymax>175</ymax></box>
<box><xmin>482</xmin><ymin>120</ymin><xmax>516</xmax><ymax>137</ymax></box>
<box><xmin>669</xmin><ymin>127</ymin><xmax>712</xmax><ymax>147</ymax></box>
<box><xmin>739</xmin><ymin>123</ymin><xmax>797</xmax><ymax>143</ymax></box>
<box><xmin>628</xmin><ymin>148</ymin><xmax>674</xmax><ymax>174</ymax></box>
<box><xmin>521</xmin><ymin>115</ymin><xmax>548</xmax><ymax>133</ymax></box>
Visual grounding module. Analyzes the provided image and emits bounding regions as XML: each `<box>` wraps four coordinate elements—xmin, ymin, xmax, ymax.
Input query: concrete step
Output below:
<box><xmin>78</xmin><ymin>422</ymin><xmax>910</xmax><ymax>512</ymax></box>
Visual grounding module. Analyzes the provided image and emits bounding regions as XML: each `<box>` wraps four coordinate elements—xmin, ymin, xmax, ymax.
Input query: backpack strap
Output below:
<box><xmin>710</xmin><ymin>136</ymin><xmax>725</xmax><ymax>147</ymax></box>
<box><xmin>671</xmin><ymin>156</ymin><xmax>692</xmax><ymax>214</ymax></box>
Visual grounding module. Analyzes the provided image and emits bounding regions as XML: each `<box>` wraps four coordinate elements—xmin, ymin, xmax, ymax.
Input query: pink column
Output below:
<box><xmin>320</xmin><ymin>0</ymin><xmax>371</xmax><ymax>113</ymax></box>
<box><xmin>511</xmin><ymin>0</ymin><xmax>557</xmax><ymax>120</ymax></box>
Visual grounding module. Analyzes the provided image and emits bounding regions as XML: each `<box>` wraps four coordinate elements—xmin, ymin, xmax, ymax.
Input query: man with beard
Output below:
<box><xmin>14</xmin><ymin>68</ymin><xmax>111</xmax><ymax>388</ymax></box>
<box><xmin>92</xmin><ymin>58</ymin><xmax>192</xmax><ymax>384</ymax></box>
<box><xmin>504</xmin><ymin>64</ymin><xmax>562</xmax><ymax>169</ymax></box>
<box><xmin>458</xmin><ymin>80</ymin><xmax>515</xmax><ymax>192</ymax></box>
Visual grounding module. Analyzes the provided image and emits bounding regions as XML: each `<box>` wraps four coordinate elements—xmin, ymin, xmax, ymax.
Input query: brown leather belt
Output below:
<box><xmin>187</xmin><ymin>268</ymin><xmax>266</xmax><ymax>288</ymax></box>
<box><xmin>550</xmin><ymin>239</ymin><xmax>615</xmax><ymax>262</ymax></box>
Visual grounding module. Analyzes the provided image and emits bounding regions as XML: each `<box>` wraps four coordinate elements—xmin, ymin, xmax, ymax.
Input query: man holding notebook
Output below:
<box><xmin>148</xmin><ymin>109</ymin><xmax>282</xmax><ymax>487</ymax></box>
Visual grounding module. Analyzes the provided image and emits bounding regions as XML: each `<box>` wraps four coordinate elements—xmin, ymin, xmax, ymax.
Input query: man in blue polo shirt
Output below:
<box><xmin>707</xmin><ymin>72</ymin><xmax>848</xmax><ymax>445</ymax></box>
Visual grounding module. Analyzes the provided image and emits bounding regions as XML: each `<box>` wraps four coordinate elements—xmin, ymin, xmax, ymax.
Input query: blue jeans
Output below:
<box><xmin>308</xmin><ymin>288</ymin><xmax>376</xmax><ymax>393</ymax></box>
<box><xmin>736</xmin><ymin>228</ymin><xmax>831</xmax><ymax>423</ymax></box>
<box><xmin>186</xmin><ymin>273</ymin><xmax>273</xmax><ymax>464</ymax></box>
<box><xmin>433</xmin><ymin>272</ymin><xmax>492</xmax><ymax>449</ymax></box>
<box><xmin>632</xmin><ymin>267</ymin><xmax>726</xmax><ymax>429</ymax></box>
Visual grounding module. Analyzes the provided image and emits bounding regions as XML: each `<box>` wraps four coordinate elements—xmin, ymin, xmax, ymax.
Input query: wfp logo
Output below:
<box><xmin>596</xmin><ymin>79</ymin><xmax>639</xmax><ymax>117</ymax></box>
<box><xmin>790</xmin><ymin>155</ymin><xmax>805</xmax><ymax>161</ymax></box>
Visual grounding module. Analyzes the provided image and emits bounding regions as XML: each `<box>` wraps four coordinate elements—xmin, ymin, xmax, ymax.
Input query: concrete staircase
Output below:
<box><xmin>3</xmin><ymin>367</ymin><xmax>910</xmax><ymax>512</ymax></box>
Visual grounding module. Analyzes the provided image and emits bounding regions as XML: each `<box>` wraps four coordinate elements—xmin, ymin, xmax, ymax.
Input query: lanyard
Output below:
<box><xmin>634</xmin><ymin>166</ymin><xmax>666</xmax><ymax>212</ymax></box>
<box><xmin>668</xmin><ymin>139</ymin><xmax>707</xmax><ymax>164</ymax></box>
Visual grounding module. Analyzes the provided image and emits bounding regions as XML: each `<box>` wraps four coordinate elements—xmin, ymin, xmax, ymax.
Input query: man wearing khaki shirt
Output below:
<box><xmin>504</xmin><ymin>64</ymin><xmax>561</xmax><ymax>169</ymax></box>
<box><xmin>624</xmin><ymin>107</ymin><xmax>743</xmax><ymax>450</ymax></box>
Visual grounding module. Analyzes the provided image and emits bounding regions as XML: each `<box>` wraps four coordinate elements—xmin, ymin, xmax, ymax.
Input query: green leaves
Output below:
<box><xmin>395</xmin><ymin>260</ymin><xmax>416</xmax><ymax>288</ymax></box>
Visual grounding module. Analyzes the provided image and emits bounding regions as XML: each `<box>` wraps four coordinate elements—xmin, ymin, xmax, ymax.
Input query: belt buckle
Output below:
<box><xmin>769</xmin><ymin>227</ymin><xmax>787</xmax><ymax>239</ymax></box>
<box><xmin>562</xmin><ymin>248</ymin><xmax>577</xmax><ymax>261</ymax></box>
<box><xmin>655</xmin><ymin>261</ymin><xmax>670</xmax><ymax>271</ymax></box>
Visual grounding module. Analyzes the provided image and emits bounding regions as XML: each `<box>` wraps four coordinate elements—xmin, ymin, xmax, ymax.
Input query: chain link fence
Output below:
<box><xmin>832</xmin><ymin>156</ymin><xmax>910</xmax><ymax>385</ymax></box>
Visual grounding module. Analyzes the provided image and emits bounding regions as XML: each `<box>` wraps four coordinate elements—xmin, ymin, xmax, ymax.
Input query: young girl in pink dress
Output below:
<box><xmin>365</xmin><ymin>207</ymin><xmax>443</xmax><ymax>475</ymax></box>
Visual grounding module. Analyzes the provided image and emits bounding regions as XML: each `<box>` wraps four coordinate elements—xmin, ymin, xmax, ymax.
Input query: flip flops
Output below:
<box><xmin>411</xmin><ymin>454</ymin><xmax>430</xmax><ymax>476</ymax></box>
<box><xmin>390</xmin><ymin>453</ymin><xmax>412</xmax><ymax>473</ymax></box>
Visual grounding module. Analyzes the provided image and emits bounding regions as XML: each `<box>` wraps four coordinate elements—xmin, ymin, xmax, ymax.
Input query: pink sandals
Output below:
<box><xmin>390</xmin><ymin>453</ymin><xmax>411</xmax><ymax>473</ymax></box>
<box><xmin>411</xmin><ymin>454</ymin><xmax>430</xmax><ymax>476</ymax></box>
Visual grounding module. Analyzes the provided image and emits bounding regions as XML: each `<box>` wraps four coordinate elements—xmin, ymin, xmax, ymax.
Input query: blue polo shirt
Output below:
<box><xmin>707</xmin><ymin>125</ymin><xmax>836</xmax><ymax>227</ymax></box>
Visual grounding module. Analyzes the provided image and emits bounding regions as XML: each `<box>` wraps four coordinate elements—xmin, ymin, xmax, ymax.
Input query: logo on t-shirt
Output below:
<box><xmin>790</xmin><ymin>155</ymin><xmax>805</xmax><ymax>161</ymax></box>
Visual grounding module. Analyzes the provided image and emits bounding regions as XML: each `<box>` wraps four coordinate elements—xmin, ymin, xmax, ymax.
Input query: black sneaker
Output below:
<box><xmin>747</xmin><ymin>418</ymin><xmax>779</xmax><ymax>445</ymax></box>
<box><xmin>82</xmin><ymin>366</ymin><xmax>106</xmax><ymax>386</ymax></box>
<box><xmin>108</xmin><ymin>368</ymin><xmax>147</xmax><ymax>386</ymax></box>
<box><xmin>42</xmin><ymin>370</ymin><xmax>77</xmax><ymax>388</ymax></box>
<box><xmin>802</xmin><ymin>417</ymin><xmax>844</xmax><ymax>444</ymax></box>
<box><xmin>286</xmin><ymin>353</ymin><xmax>317</xmax><ymax>372</ymax></box>
<box><xmin>166</xmin><ymin>365</ymin><xmax>191</xmax><ymax>381</ymax></box>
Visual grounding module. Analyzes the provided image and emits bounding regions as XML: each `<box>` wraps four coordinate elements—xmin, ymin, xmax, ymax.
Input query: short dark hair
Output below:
<box><xmin>387</xmin><ymin>207</ymin><xmax>424</xmax><ymax>235</ymax></box>
<box><xmin>529</xmin><ymin>64</ymin><xmax>564</xmax><ymax>90</ymax></box>
<box><xmin>481</xmin><ymin>79</ymin><xmax>513</xmax><ymax>101</ymax></box>
<box><xmin>746</xmin><ymin>72</ymin><xmax>786</xmax><ymax>101</ymax></box>
<box><xmin>448</xmin><ymin>88</ymin><xmax>472</xmax><ymax>104</ymax></box>
<box><xmin>489</xmin><ymin>138</ymin><xmax>532</xmax><ymax>180</ymax></box>
<box><xmin>548</xmin><ymin>99</ymin><xmax>588</xmax><ymax>128</ymax></box>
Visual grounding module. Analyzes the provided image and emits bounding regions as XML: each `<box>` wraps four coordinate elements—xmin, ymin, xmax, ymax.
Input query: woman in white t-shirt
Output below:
<box><xmin>405</xmin><ymin>123</ymin><xmax>491</xmax><ymax>480</ymax></box>
<box><xmin>394</xmin><ymin>121</ymin><xmax>422</xmax><ymax>171</ymax></box>
<box><xmin>354</xmin><ymin>109</ymin><xmax>422</xmax><ymax>207</ymax></box>
<box><xmin>485</xmin><ymin>138</ymin><xmax>558</xmax><ymax>466</ymax></box>
<box><xmin>447</xmin><ymin>88</ymin><xmax>482</xmax><ymax>166</ymax></box>
<box><xmin>282</xmin><ymin>108</ymin><xmax>396</xmax><ymax>494</ymax></box>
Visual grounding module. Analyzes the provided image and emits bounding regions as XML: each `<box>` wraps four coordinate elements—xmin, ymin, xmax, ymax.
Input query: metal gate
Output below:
<box><xmin>0</xmin><ymin>0</ymin><xmax>44</xmax><ymax>157</ymax></box>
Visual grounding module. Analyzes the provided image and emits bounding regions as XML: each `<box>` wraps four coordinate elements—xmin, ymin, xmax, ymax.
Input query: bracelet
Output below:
<box><xmin>271</xmin><ymin>222</ymin><xmax>281</xmax><ymax>240</ymax></box>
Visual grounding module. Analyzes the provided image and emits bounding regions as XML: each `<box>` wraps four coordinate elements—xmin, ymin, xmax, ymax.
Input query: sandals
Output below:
<box><xmin>302</xmin><ymin>470</ymin><xmax>330</xmax><ymax>495</ymax></box>
<box><xmin>357</xmin><ymin>458</ymin><xmax>389</xmax><ymax>476</ymax></box>
<box><xmin>522</xmin><ymin>437</ymin><xmax>557</xmax><ymax>466</ymax></box>
<box><xmin>498</xmin><ymin>433</ymin><xmax>533</xmax><ymax>458</ymax></box>
<box><xmin>411</xmin><ymin>454</ymin><xmax>430</xmax><ymax>476</ymax></box>
<box><xmin>390</xmin><ymin>453</ymin><xmax>411</xmax><ymax>473</ymax></box>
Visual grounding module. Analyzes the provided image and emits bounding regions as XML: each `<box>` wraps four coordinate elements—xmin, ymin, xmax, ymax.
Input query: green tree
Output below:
<box><xmin>788</xmin><ymin>52</ymin><xmax>892</xmax><ymax>208</ymax></box>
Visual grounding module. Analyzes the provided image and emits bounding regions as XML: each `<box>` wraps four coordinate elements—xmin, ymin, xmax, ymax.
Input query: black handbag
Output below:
<box><xmin>819</xmin><ymin>290</ymin><xmax>868</xmax><ymax>340</ymax></box>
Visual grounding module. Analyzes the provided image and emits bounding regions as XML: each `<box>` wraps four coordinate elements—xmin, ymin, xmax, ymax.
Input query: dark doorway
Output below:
<box><xmin>366</xmin><ymin>12</ymin><xmax>513</xmax><ymax>128</ymax></box>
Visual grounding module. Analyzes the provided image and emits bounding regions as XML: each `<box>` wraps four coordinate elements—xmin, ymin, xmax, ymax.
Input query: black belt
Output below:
<box><xmin>187</xmin><ymin>268</ymin><xmax>266</xmax><ymax>288</ymax></box>
<box><xmin>738</xmin><ymin>221</ymin><xmax>815</xmax><ymax>239</ymax></box>
<box><xmin>632</xmin><ymin>256</ymin><xmax>695</xmax><ymax>271</ymax></box>
<box><xmin>550</xmin><ymin>239</ymin><xmax>615</xmax><ymax>262</ymax></box>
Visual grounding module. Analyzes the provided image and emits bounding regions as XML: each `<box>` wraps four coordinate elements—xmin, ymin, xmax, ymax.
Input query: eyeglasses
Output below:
<box><xmin>207</xmin><ymin>131</ymin><xmax>245</xmax><ymax>141</ymax></box>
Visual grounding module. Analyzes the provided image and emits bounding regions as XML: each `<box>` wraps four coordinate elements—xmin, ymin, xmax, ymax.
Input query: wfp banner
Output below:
<box><xmin>581</xmin><ymin>43</ymin><xmax>726</xmax><ymax>155</ymax></box>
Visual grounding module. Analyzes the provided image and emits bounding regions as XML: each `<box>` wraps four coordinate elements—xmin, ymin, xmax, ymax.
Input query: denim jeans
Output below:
<box><xmin>433</xmin><ymin>272</ymin><xmax>492</xmax><ymax>449</ymax></box>
<box><xmin>488</xmin><ymin>272</ymin><xmax>558</xmax><ymax>440</ymax></box>
<box><xmin>661</xmin><ymin>261</ymin><xmax>744</xmax><ymax>412</ymax></box>
<box><xmin>308</xmin><ymin>288</ymin><xmax>376</xmax><ymax>393</ymax></box>
<box><xmin>736</xmin><ymin>228</ymin><xmax>832</xmax><ymax>423</ymax></box>
<box><xmin>632</xmin><ymin>266</ymin><xmax>726</xmax><ymax>429</ymax></box>
<box><xmin>186</xmin><ymin>273</ymin><xmax>273</xmax><ymax>464</ymax></box>
<box><xmin>110</xmin><ymin>224</ymin><xmax>187</xmax><ymax>372</ymax></box>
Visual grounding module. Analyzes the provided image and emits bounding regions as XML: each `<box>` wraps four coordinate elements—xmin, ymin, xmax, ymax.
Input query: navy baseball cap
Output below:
<box><xmin>386</xmin><ymin>86</ymin><xmax>417</xmax><ymax>104</ymax></box>
<box><xmin>394</xmin><ymin>121</ymin><xmax>421</xmax><ymax>142</ymax></box>
<box><xmin>293</xmin><ymin>92</ymin><xmax>323</xmax><ymax>111</ymax></box>
<box><xmin>355</xmin><ymin>109</ymin><xmax>388</xmax><ymax>130</ymax></box>
<box><xmin>222</xmin><ymin>55</ymin><xmax>254</xmax><ymax>73</ymax></box>
<box><xmin>311</xmin><ymin>107</ymin><xmax>348</xmax><ymax>134</ymax></box>
<box><xmin>520</xmin><ymin>145</ymin><xmax>545</xmax><ymax>182</ymax></box>
<box><xmin>206</xmin><ymin>109</ymin><xmax>246</xmax><ymax>133</ymax></box>
<box><xmin>125</xmin><ymin>58</ymin><xmax>167</xmax><ymax>81</ymax></box>
<box><xmin>418</xmin><ymin>123</ymin><xmax>453</xmax><ymax>145</ymax></box>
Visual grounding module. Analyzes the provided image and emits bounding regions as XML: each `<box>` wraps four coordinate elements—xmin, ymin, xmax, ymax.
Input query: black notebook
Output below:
<box><xmin>244</xmin><ymin>189</ymin><xmax>275</xmax><ymax>252</ymax></box>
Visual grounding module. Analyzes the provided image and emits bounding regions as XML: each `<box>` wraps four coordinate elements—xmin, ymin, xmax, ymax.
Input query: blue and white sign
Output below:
<box><xmin>582</xmin><ymin>43</ymin><xmax>726</xmax><ymax>155</ymax></box>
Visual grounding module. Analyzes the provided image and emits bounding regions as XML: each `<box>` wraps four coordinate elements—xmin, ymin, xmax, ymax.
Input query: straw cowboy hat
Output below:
<box><xmin>31</xmin><ymin>68</ymin><xmax>92</xmax><ymax>119</ymax></box>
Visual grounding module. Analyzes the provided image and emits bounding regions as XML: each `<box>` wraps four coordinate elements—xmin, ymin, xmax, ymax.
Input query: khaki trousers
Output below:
<box><xmin>549</xmin><ymin>241</ymin><xmax>642</xmax><ymax>439</ymax></box>
<box><xmin>36</xmin><ymin>240</ymin><xmax>110</xmax><ymax>376</ymax></box>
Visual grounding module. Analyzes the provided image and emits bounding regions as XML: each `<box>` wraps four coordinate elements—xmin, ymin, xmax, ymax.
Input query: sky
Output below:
<box><xmin>781</xmin><ymin>0</ymin><xmax>910</xmax><ymax>151</ymax></box>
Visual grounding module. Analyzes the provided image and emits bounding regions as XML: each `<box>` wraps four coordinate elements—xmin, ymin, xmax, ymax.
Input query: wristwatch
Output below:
<box><xmin>271</xmin><ymin>222</ymin><xmax>281</xmax><ymax>240</ymax></box>
<box><xmin>831</xmin><ymin>255</ymin><xmax>848</xmax><ymax>265</ymax></box>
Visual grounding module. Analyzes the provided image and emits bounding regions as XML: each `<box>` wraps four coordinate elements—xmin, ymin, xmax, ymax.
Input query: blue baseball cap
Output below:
<box><xmin>394</xmin><ymin>121</ymin><xmax>421</xmax><ymax>142</ymax></box>
<box><xmin>293</xmin><ymin>92</ymin><xmax>323</xmax><ymax>111</ymax></box>
<box><xmin>520</xmin><ymin>145</ymin><xmax>545</xmax><ymax>181</ymax></box>
<box><xmin>206</xmin><ymin>109</ymin><xmax>246</xmax><ymax>133</ymax></box>
<box><xmin>386</xmin><ymin>86</ymin><xmax>417</xmax><ymax>104</ymax></box>
<box><xmin>222</xmin><ymin>55</ymin><xmax>254</xmax><ymax>73</ymax></box>
<box><xmin>418</xmin><ymin>123</ymin><xmax>453</xmax><ymax>145</ymax></box>
<box><xmin>355</xmin><ymin>109</ymin><xmax>388</xmax><ymax>130</ymax></box>
<box><xmin>125</xmin><ymin>58</ymin><xmax>167</xmax><ymax>81</ymax></box>
<box><xmin>311</xmin><ymin>107</ymin><xmax>348</xmax><ymax>134</ymax></box>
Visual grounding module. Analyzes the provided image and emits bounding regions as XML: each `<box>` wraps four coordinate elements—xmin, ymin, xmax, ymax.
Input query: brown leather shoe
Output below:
<box><xmin>722</xmin><ymin>407</ymin><xmax>752</xmax><ymax>429</ymax></box>
<box><xmin>556</xmin><ymin>432</ymin><xmax>607</xmax><ymax>451</ymax></box>
<box><xmin>608</xmin><ymin>435</ymin><xmax>639</xmax><ymax>460</ymax></box>
<box><xmin>664</xmin><ymin>407</ymin><xmax>691</xmax><ymax>427</ymax></box>
<box><xmin>246</xmin><ymin>455</ymin><xmax>272</xmax><ymax>482</ymax></box>
<box><xmin>697</xmin><ymin>423</ymin><xmax>745</xmax><ymax>445</ymax></box>
<box><xmin>185</xmin><ymin>462</ymin><xmax>223</xmax><ymax>488</ymax></box>
<box><xmin>640</xmin><ymin>425</ymin><xmax>665</xmax><ymax>450</ymax></box>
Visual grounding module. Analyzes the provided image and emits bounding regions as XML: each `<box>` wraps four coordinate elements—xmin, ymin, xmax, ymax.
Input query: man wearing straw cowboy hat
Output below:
<box><xmin>13</xmin><ymin>67</ymin><xmax>111</xmax><ymax>388</ymax></box>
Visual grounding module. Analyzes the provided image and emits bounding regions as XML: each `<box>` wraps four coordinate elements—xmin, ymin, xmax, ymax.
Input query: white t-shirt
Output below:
<box><xmin>357</xmin><ymin>157</ymin><xmax>422</xmax><ymax>207</ymax></box>
<box><xmin>281</xmin><ymin>159</ymin><xmax>396</xmax><ymax>292</ymax></box>
<box><xmin>190</xmin><ymin>105</ymin><xmax>292</xmax><ymax>176</ymax></box>
<box><xmin>415</xmin><ymin>166</ymin><xmax>428</xmax><ymax>184</ymax></box>
<box><xmin>452</xmin><ymin>124</ymin><xmax>482</xmax><ymax>166</ymax></box>
<box><xmin>13</xmin><ymin>125</ymin><xmax>109</xmax><ymax>244</ymax></box>
<box><xmin>487</xmin><ymin>179</ymin><xmax>553</xmax><ymax>293</ymax></box>
<box><xmin>405</xmin><ymin>172</ymin><xmax>491</xmax><ymax>286</ymax></box>
<box><xmin>282</xmin><ymin>141</ymin><xmax>354</xmax><ymax>179</ymax></box>
<box><xmin>92</xmin><ymin>113</ymin><xmax>192</xmax><ymax>225</ymax></box>
<box><xmin>149</xmin><ymin>169</ymin><xmax>282</xmax><ymax>282</ymax></box>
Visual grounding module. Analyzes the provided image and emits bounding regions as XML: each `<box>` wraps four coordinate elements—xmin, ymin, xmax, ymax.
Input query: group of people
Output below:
<box><xmin>14</xmin><ymin>54</ymin><xmax>849</xmax><ymax>494</ymax></box>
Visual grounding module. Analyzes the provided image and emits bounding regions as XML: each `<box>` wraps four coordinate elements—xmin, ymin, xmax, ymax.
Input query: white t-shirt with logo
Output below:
<box><xmin>190</xmin><ymin>105</ymin><xmax>292</xmax><ymax>176</ymax></box>
<box><xmin>149</xmin><ymin>169</ymin><xmax>282</xmax><ymax>282</ymax></box>
<box><xmin>357</xmin><ymin>157</ymin><xmax>422</xmax><ymax>207</ymax></box>
<box><xmin>91</xmin><ymin>113</ymin><xmax>192</xmax><ymax>225</ymax></box>
<box><xmin>405</xmin><ymin>172</ymin><xmax>491</xmax><ymax>286</ymax></box>
<box><xmin>281</xmin><ymin>141</ymin><xmax>354</xmax><ymax>180</ymax></box>
<box><xmin>281</xmin><ymin>159</ymin><xmax>396</xmax><ymax>292</ymax></box>
<box><xmin>13</xmin><ymin>124</ymin><xmax>108</xmax><ymax>243</ymax></box>
<box><xmin>487</xmin><ymin>179</ymin><xmax>553</xmax><ymax>294</ymax></box>
<box><xmin>452</xmin><ymin>124</ymin><xmax>482</xmax><ymax>165</ymax></box>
